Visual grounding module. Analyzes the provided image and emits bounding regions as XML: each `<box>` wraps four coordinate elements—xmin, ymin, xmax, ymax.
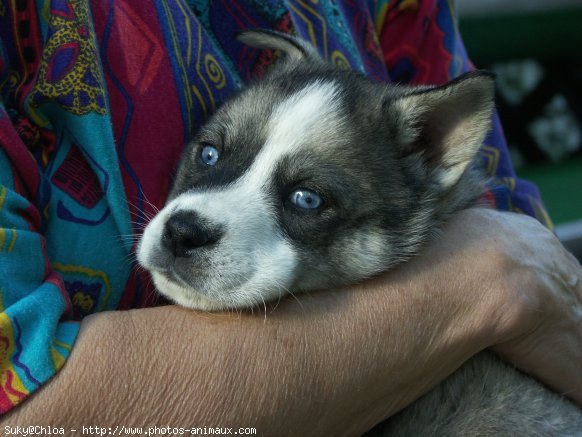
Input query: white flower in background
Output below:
<box><xmin>528</xmin><ymin>94</ymin><xmax>581</xmax><ymax>162</ymax></box>
<box><xmin>492</xmin><ymin>59</ymin><xmax>544</xmax><ymax>106</ymax></box>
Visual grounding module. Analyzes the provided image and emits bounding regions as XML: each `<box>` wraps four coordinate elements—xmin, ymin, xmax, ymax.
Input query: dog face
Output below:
<box><xmin>137</xmin><ymin>30</ymin><xmax>494</xmax><ymax>310</ymax></box>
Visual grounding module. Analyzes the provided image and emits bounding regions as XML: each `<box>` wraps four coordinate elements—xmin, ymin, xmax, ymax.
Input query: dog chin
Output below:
<box><xmin>151</xmin><ymin>271</ymin><xmax>232</xmax><ymax>311</ymax></box>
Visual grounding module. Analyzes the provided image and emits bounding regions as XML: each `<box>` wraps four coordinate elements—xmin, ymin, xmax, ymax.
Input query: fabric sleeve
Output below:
<box><xmin>0</xmin><ymin>0</ymin><xmax>139</xmax><ymax>414</ymax></box>
<box><xmin>0</xmin><ymin>104</ymin><xmax>79</xmax><ymax>414</ymax></box>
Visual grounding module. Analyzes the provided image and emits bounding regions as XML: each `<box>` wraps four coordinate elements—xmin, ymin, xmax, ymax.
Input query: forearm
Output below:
<box><xmin>6</xmin><ymin>208</ymin><xmax>576</xmax><ymax>434</ymax></box>
<box><xmin>1</xmin><ymin>270</ymin><xmax>502</xmax><ymax>435</ymax></box>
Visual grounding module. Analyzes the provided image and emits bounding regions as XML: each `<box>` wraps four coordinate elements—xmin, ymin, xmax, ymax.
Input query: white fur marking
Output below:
<box><xmin>245</xmin><ymin>80</ymin><xmax>341</xmax><ymax>187</ymax></box>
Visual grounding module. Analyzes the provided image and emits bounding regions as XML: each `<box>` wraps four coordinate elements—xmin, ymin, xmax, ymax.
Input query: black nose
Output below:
<box><xmin>162</xmin><ymin>211</ymin><xmax>220</xmax><ymax>257</ymax></box>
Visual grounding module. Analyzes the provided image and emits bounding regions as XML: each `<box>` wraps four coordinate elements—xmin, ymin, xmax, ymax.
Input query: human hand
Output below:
<box><xmin>468</xmin><ymin>209</ymin><xmax>582</xmax><ymax>405</ymax></box>
<box><xmin>420</xmin><ymin>207</ymin><xmax>582</xmax><ymax>405</ymax></box>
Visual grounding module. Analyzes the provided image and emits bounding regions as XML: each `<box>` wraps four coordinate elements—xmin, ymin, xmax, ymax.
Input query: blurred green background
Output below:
<box><xmin>459</xmin><ymin>1</ymin><xmax>582</xmax><ymax>232</ymax></box>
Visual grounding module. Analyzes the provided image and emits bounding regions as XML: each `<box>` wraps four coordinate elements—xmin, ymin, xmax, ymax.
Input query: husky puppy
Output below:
<box><xmin>138</xmin><ymin>30</ymin><xmax>582</xmax><ymax>435</ymax></box>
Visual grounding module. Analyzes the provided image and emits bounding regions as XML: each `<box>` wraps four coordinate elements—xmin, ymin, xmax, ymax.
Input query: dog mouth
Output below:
<box><xmin>155</xmin><ymin>267</ymin><xmax>191</xmax><ymax>289</ymax></box>
<box><xmin>150</xmin><ymin>268</ymin><xmax>231</xmax><ymax>310</ymax></box>
<box><xmin>142</xmin><ymin>250</ymin><xmax>203</xmax><ymax>285</ymax></box>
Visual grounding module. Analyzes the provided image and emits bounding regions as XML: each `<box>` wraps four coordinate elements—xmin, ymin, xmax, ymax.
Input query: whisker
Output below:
<box><xmin>261</xmin><ymin>296</ymin><xmax>268</xmax><ymax>323</ymax></box>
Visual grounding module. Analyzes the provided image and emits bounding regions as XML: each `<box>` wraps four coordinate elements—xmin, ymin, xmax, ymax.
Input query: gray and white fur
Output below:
<box><xmin>138</xmin><ymin>30</ymin><xmax>582</xmax><ymax>435</ymax></box>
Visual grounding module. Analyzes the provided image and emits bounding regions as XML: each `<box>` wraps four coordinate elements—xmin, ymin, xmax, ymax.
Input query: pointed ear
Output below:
<box><xmin>389</xmin><ymin>71</ymin><xmax>495</xmax><ymax>188</ymax></box>
<box><xmin>236</xmin><ymin>29</ymin><xmax>321</xmax><ymax>62</ymax></box>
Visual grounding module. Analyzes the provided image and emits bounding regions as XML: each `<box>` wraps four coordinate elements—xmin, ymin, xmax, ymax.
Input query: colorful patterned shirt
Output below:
<box><xmin>0</xmin><ymin>0</ymin><xmax>550</xmax><ymax>414</ymax></box>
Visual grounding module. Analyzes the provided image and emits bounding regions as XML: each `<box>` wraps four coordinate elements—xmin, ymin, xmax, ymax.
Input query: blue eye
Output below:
<box><xmin>289</xmin><ymin>189</ymin><xmax>323</xmax><ymax>210</ymax></box>
<box><xmin>200</xmin><ymin>145</ymin><xmax>219</xmax><ymax>166</ymax></box>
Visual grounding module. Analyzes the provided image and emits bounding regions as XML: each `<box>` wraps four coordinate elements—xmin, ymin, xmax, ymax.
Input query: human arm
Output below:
<box><xmin>3</xmin><ymin>207</ymin><xmax>580</xmax><ymax>435</ymax></box>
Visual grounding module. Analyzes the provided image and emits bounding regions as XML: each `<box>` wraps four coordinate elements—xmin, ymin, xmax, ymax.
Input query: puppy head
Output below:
<box><xmin>137</xmin><ymin>30</ymin><xmax>494</xmax><ymax>310</ymax></box>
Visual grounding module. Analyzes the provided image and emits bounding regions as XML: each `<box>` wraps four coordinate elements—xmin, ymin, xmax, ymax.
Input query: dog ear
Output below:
<box><xmin>388</xmin><ymin>71</ymin><xmax>495</xmax><ymax>188</ymax></box>
<box><xmin>236</xmin><ymin>29</ymin><xmax>321</xmax><ymax>62</ymax></box>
